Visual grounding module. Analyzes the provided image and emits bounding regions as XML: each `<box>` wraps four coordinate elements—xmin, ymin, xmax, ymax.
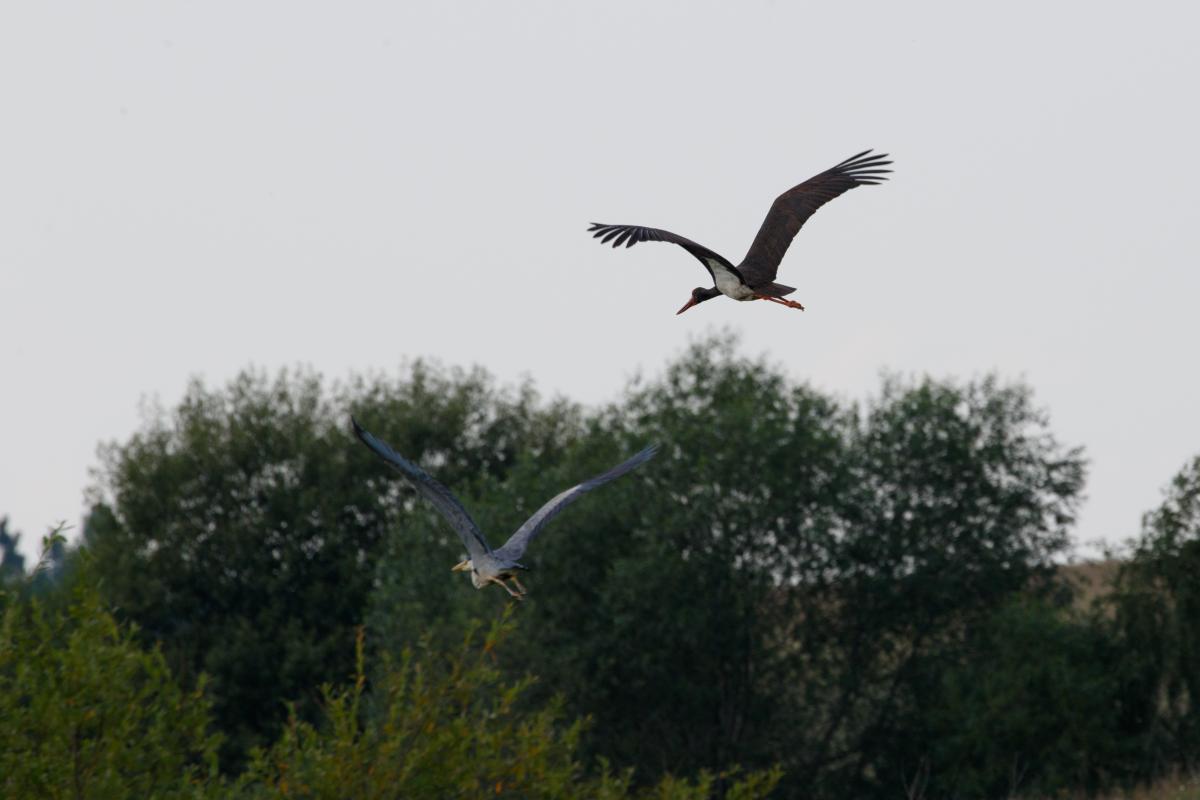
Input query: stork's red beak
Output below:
<box><xmin>676</xmin><ymin>297</ymin><xmax>699</xmax><ymax>315</ymax></box>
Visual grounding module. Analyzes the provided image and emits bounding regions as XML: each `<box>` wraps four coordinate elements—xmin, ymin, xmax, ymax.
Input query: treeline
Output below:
<box><xmin>3</xmin><ymin>335</ymin><xmax>1199</xmax><ymax>798</ymax></box>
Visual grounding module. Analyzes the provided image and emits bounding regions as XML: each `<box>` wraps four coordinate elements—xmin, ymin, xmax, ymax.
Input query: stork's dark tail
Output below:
<box><xmin>753</xmin><ymin>282</ymin><xmax>797</xmax><ymax>297</ymax></box>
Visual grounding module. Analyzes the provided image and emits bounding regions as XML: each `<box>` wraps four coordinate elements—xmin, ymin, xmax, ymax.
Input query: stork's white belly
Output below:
<box><xmin>706</xmin><ymin>258</ymin><xmax>754</xmax><ymax>300</ymax></box>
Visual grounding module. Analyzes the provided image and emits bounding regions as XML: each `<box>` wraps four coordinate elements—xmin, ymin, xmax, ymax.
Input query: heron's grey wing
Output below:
<box><xmin>587</xmin><ymin>223</ymin><xmax>744</xmax><ymax>286</ymax></box>
<box><xmin>738</xmin><ymin>150</ymin><xmax>892</xmax><ymax>288</ymax></box>
<box><xmin>493</xmin><ymin>444</ymin><xmax>658</xmax><ymax>562</ymax></box>
<box><xmin>352</xmin><ymin>417</ymin><xmax>492</xmax><ymax>559</ymax></box>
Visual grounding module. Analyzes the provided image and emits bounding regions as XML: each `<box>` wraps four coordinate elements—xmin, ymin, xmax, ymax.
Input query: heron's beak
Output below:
<box><xmin>676</xmin><ymin>297</ymin><xmax>699</xmax><ymax>315</ymax></box>
<box><xmin>451</xmin><ymin>560</ymin><xmax>470</xmax><ymax>572</ymax></box>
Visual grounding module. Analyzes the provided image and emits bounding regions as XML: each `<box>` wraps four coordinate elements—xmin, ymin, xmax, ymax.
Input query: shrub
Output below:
<box><xmin>0</xmin><ymin>572</ymin><xmax>221</xmax><ymax>799</ymax></box>
<box><xmin>238</xmin><ymin>613</ymin><xmax>780</xmax><ymax>799</ymax></box>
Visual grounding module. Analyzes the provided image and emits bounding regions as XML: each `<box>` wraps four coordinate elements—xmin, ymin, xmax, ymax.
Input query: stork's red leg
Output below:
<box><xmin>754</xmin><ymin>294</ymin><xmax>805</xmax><ymax>310</ymax></box>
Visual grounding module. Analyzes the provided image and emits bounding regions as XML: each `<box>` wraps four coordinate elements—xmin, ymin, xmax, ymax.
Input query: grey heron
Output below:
<box><xmin>588</xmin><ymin>149</ymin><xmax>892</xmax><ymax>314</ymax></box>
<box><xmin>352</xmin><ymin>417</ymin><xmax>657</xmax><ymax>599</ymax></box>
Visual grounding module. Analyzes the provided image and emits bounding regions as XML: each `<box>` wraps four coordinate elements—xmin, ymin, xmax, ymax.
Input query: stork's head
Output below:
<box><xmin>677</xmin><ymin>286</ymin><xmax>720</xmax><ymax>315</ymax></box>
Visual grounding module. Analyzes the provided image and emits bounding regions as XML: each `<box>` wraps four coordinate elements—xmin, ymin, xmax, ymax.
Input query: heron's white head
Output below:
<box><xmin>452</xmin><ymin>559</ymin><xmax>487</xmax><ymax>588</ymax></box>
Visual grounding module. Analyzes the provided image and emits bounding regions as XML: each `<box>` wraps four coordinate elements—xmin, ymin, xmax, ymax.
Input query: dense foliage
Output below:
<box><xmin>0</xmin><ymin>558</ymin><xmax>221</xmax><ymax>799</ymax></box>
<box><xmin>1112</xmin><ymin>455</ymin><xmax>1200</xmax><ymax>776</ymax></box>
<box><xmin>0</xmin><ymin>562</ymin><xmax>777</xmax><ymax>799</ymax></box>
<box><xmin>0</xmin><ymin>335</ymin><xmax>1183</xmax><ymax>797</ymax></box>
<box><xmin>238</xmin><ymin>615</ymin><xmax>780</xmax><ymax>799</ymax></box>
<box><xmin>369</xmin><ymin>340</ymin><xmax>1089</xmax><ymax>796</ymax></box>
<box><xmin>0</xmin><ymin>516</ymin><xmax>25</xmax><ymax>583</ymax></box>
<box><xmin>83</xmin><ymin>363</ymin><xmax>578</xmax><ymax>765</ymax></box>
<box><xmin>920</xmin><ymin>596</ymin><xmax>1140</xmax><ymax>797</ymax></box>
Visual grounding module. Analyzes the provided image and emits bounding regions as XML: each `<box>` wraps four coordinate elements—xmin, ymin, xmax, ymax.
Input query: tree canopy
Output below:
<box><xmin>1112</xmin><ymin>455</ymin><xmax>1200</xmax><ymax>774</ymax></box>
<box><xmin>0</xmin><ymin>516</ymin><xmax>25</xmax><ymax>583</ymax></box>
<box><xmin>72</xmin><ymin>335</ymin><xmax>1200</xmax><ymax>797</ymax></box>
<box><xmin>84</xmin><ymin>362</ymin><xmax>579</xmax><ymax>765</ymax></box>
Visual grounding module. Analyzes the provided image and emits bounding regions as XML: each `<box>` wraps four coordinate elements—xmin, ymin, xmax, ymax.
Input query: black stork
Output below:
<box><xmin>588</xmin><ymin>149</ymin><xmax>891</xmax><ymax>314</ymax></box>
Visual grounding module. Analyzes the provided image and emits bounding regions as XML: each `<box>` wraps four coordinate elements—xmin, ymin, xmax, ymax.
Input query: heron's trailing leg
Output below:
<box><xmin>755</xmin><ymin>294</ymin><xmax>805</xmax><ymax>310</ymax></box>
<box><xmin>489</xmin><ymin>577</ymin><xmax>524</xmax><ymax>600</ymax></box>
<box><xmin>510</xmin><ymin>575</ymin><xmax>528</xmax><ymax>595</ymax></box>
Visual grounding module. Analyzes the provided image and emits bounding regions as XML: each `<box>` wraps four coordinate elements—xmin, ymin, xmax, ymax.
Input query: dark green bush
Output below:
<box><xmin>1113</xmin><ymin>456</ymin><xmax>1200</xmax><ymax>777</ymax></box>
<box><xmin>922</xmin><ymin>597</ymin><xmax>1137</xmax><ymax>798</ymax></box>
<box><xmin>1</xmin><ymin>556</ymin><xmax>778</xmax><ymax>799</ymax></box>
<box><xmin>238</xmin><ymin>614</ymin><xmax>780</xmax><ymax>799</ymax></box>
<box><xmin>0</xmin><ymin>575</ymin><xmax>221</xmax><ymax>799</ymax></box>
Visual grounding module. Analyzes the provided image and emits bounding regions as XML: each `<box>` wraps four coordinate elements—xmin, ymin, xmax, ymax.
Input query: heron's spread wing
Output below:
<box><xmin>351</xmin><ymin>418</ymin><xmax>491</xmax><ymax>559</ymax></box>
<box><xmin>493</xmin><ymin>444</ymin><xmax>658</xmax><ymax>562</ymax></box>
<box><xmin>587</xmin><ymin>223</ymin><xmax>744</xmax><ymax>286</ymax></box>
<box><xmin>738</xmin><ymin>150</ymin><xmax>891</xmax><ymax>288</ymax></box>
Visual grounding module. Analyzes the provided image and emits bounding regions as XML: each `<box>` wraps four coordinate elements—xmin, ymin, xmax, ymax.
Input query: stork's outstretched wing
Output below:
<box><xmin>352</xmin><ymin>417</ymin><xmax>492</xmax><ymax>560</ymax></box>
<box><xmin>587</xmin><ymin>223</ymin><xmax>745</xmax><ymax>286</ymax></box>
<box><xmin>492</xmin><ymin>444</ymin><xmax>658</xmax><ymax>562</ymax></box>
<box><xmin>738</xmin><ymin>150</ymin><xmax>891</xmax><ymax>288</ymax></box>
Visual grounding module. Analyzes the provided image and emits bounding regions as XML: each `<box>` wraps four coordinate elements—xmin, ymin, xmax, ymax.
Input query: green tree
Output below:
<box><xmin>1113</xmin><ymin>455</ymin><xmax>1200</xmax><ymax>775</ymax></box>
<box><xmin>0</xmin><ymin>542</ymin><xmax>779</xmax><ymax>799</ymax></box>
<box><xmin>238</xmin><ymin>614</ymin><xmax>780</xmax><ymax>799</ymax></box>
<box><xmin>0</xmin><ymin>515</ymin><xmax>25</xmax><ymax>584</ymax></box>
<box><xmin>84</xmin><ymin>362</ymin><xmax>579</xmax><ymax>767</ymax></box>
<box><xmin>817</xmin><ymin>375</ymin><xmax>1085</xmax><ymax>796</ymax></box>
<box><xmin>86</xmin><ymin>335</ymin><xmax>1089</xmax><ymax>796</ymax></box>
<box><xmin>0</xmin><ymin>563</ymin><xmax>220</xmax><ymax>798</ymax></box>
<box><xmin>366</xmin><ymin>337</ymin><xmax>1086</xmax><ymax>798</ymax></box>
<box><xmin>922</xmin><ymin>597</ymin><xmax>1136</xmax><ymax>798</ymax></box>
<box><xmin>510</xmin><ymin>337</ymin><xmax>854</xmax><ymax>782</ymax></box>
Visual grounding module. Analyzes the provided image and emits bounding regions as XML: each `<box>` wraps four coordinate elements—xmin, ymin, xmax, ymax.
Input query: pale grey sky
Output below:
<box><xmin>3</xmin><ymin>1</ymin><xmax>1198</xmax><ymax>560</ymax></box>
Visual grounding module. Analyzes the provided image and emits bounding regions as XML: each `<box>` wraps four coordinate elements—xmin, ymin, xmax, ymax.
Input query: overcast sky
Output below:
<box><xmin>3</xmin><ymin>1</ymin><xmax>1198</xmax><ymax>561</ymax></box>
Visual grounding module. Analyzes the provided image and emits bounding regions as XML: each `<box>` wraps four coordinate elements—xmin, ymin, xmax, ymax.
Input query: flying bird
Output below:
<box><xmin>352</xmin><ymin>417</ymin><xmax>657</xmax><ymax>599</ymax></box>
<box><xmin>588</xmin><ymin>149</ymin><xmax>891</xmax><ymax>314</ymax></box>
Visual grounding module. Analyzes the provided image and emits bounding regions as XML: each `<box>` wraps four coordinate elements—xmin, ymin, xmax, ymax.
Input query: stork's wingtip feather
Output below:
<box><xmin>834</xmin><ymin>148</ymin><xmax>874</xmax><ymax>167</ymax></box>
